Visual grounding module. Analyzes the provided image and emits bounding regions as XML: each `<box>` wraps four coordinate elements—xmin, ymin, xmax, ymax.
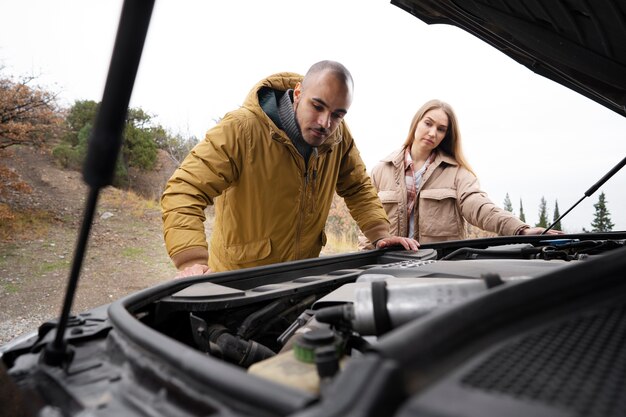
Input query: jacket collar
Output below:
<box><xmin>432</xmin><ymin>150</ymin><xmax>458</xmax><ymax>167</ymax></box>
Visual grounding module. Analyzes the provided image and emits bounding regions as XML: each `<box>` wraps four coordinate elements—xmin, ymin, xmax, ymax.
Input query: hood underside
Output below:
<box><xmin>391</xmin><ymin>0</ymin><xmax>626</xmax><ymax>117</ymax></box>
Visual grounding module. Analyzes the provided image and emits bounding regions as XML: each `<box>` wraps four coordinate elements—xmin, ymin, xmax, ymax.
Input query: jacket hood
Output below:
<box><xmin>242</xmin><ymin>72</ymin><xmax>345</xmax><ymax>151</ymax></box>
<box><xmin>242</xmin><ymin>71</ymin><xmax>303</xmax><ymax>121</ymax></box>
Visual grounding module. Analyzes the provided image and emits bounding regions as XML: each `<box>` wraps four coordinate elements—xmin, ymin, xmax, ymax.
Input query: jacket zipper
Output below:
<box><xmin>308</xmin><ymin>148</ymin><xmax>319</xmax><ymax>214</ymax></box>
<box><xmin>294</xmin><ymin>152</ymin><xmax>308</xmax><ymax>260</ymax></box>
<box><xmin>296</xmin><ymin>148</ymin><xmax>319</xmax><ymax>258</ymax></box>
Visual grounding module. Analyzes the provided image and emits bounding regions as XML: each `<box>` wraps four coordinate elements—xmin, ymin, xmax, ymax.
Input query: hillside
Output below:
<box><xmin>0</xmin><ymin>145</ymin><xmax>178</xmax><ymax>345</ymax></box>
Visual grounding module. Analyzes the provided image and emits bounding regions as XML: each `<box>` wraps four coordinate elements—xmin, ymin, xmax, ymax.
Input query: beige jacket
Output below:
<box><xmin>359</xmin><ymin>148</ymin><xmax>528</xmax><ymax>249</ymax></box>
<box><xmin>162</xmin><ymin>72</ymin><xmax>390</xmax><ymax>271</ymax></box>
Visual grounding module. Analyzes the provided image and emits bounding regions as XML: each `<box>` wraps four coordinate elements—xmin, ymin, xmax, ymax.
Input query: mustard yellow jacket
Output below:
<box><xmin>162</xmin><ymin>72</ymin><xmax>390</xmax><ymax>271</ymax></box>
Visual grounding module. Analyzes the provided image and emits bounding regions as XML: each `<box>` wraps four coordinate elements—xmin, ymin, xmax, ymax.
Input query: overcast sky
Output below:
<box><xmin>2</xmin><ymin>0</ymin><xmax>625</xmax><ymax>232</ymax></box>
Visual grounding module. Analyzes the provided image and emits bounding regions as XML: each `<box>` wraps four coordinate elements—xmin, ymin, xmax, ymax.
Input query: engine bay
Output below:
<box><xmin>132</xmin><ymin>239</ymin><xmax>619</xmax><ymax>394</ymax></box>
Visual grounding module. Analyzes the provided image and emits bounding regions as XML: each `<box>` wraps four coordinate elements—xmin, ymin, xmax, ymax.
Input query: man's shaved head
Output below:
<box><xmin>302</xmin><ymin>60</ymin><xmax>354</xmax><ymax>91</ymax></box>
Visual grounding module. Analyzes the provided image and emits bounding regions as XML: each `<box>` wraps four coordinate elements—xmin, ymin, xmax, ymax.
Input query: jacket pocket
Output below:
<box><xmin>378</xmin><ymin>190</ymin><xmax>401</xmax><ymax>236</ymax></box>
<box><xmin>224</xmin><ymin>238</ymin><xmax>272</xmax><ymax>263</ymax></box>
<box><xmin>419</xmin><ymin>188</ymin><xmax>460</xmax><ymax>237</ymax></box>
<box><xmin>378</xmin><ymin>190</ymin><xmax>399</xmax><ymax>204</ymax></box>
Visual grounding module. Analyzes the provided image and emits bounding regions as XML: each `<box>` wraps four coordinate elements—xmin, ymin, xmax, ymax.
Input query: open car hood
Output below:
<box><xmin>391</xmin><ymin>0</ymin><xmax>626</xmax><ymax>117</ymax></box>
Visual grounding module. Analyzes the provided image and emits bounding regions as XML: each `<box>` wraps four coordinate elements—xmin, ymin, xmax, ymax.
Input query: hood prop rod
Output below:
<box><xmin>543</xmin><ymin>155</ymin><xmax>626</xmax><ymax>234</ymax></box>
<box><xmin>43</xmin><ymin>0</ymin><xmax>155</xmax><ymax>366</ymax></box>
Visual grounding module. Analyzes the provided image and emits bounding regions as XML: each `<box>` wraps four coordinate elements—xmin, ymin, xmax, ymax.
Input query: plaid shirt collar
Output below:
<box><xmin>404</xmin><ymin>148</ymin><xmax>417</xmax><ymax>225</ymax></box>
<box><xmin>404</xmin><ymin>148</ymin><xmax>435</xmax><ymax>226</ymax></box>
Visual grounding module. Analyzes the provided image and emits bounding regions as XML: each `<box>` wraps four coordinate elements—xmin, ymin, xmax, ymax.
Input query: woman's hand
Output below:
<box><xmin>519</xmin><ymin>227</ymin><xmax>564</xmax><ymax>236</ymax></box>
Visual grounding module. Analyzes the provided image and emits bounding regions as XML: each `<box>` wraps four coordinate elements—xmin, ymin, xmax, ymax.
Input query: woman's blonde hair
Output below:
<box><xmin>402</xmin><ymin>99</ymin><xmax>474</xmax><ymax>175</ymax></box>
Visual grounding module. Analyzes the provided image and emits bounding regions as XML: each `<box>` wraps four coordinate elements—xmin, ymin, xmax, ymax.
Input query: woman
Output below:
<box><xmin>360</xmin><ymin>99</ymin><xmax>561</xmax><ymax>249</ymax></box>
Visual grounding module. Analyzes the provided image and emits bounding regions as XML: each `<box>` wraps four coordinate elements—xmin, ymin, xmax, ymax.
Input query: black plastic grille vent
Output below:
<box><xmin>461</xmin><ymin>303</ymin><xmax>626</xmax><ymax>417</ymax></box>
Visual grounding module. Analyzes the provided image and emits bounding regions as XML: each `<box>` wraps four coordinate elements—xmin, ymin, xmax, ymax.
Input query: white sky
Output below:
<box><xmin>2</xmin><ymin>0</ymin><xmax>625</xmax><ymax>232</ymax></box>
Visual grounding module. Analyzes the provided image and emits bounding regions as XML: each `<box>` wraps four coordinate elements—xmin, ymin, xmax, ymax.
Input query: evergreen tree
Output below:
<box><xmin>64</xmin><ymin>100</ymin><xmax>99</xmax><ymax>146</ymax></box>
<box><xmin>519</xmin><ymin>199</ymin><xmax>526</xmax><ymax>222</ymax></box>
<box><xmin>535</xmin><ymin>196</ymin><xmax>548</xmax><ymax>228</ymax></box>
<box><xmin>503</xmin><ymin>193</ymin><xmax>513</xmax><ymax>213</ymax></box>
<box><xmin>54</xmin><ymin>101</ymin><xmax>159</xmax><ymax>185</ymax></box>
<box><xmin>590</xmin><ymin>192</ymin><xmax>614</xmax><ymax>232</ymax></box>
<box><xmin>552</xmin><ymin>200</ymin><xmax>562</xmax><ymax>231</ymax></box>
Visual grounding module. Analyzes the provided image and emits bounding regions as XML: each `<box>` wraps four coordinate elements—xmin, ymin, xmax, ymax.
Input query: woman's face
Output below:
<box><xmin>413</xmin><ymin>108</ymin><xmax>449</xmax><ymax>151</ymax></box>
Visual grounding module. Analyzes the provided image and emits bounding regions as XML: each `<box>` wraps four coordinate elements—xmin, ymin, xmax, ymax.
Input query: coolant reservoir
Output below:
<box><xmin>248</xmin><ymin>329</ymin><xmax>343</xmax><ymax>394</ymax></box>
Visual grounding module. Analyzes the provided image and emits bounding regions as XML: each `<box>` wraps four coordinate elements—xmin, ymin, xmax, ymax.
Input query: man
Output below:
<box><xmin>162</xmin><ymin>60</ymin><xmax>418</xmax><ymax>277</ymax></box>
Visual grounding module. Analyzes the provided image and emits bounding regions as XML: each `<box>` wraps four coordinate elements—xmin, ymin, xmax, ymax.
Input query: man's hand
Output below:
<box><xmin>375</xmin><ymin>236</ymin><xmax>420</xmax><ymax>251</ymax></box>
<box><xmin>175</xmin><ymin>264</ymin><xmax>212</xmax><ymax>278</ymax></box>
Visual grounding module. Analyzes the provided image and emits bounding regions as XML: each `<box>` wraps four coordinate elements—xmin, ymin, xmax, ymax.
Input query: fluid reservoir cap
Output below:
<box><xmin>293</xmin><ymin>329</ymin><xmax>338</xmax><ymax>363</ymax></box>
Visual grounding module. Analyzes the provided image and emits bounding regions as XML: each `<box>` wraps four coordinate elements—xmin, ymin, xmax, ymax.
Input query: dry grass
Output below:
<box><xmin>100</xmin><ymin>187</ymin><xmax>160</xmax><ymax>218</ymax></box>
<box><xmin>0</xmin><ymin>203</ymin><xmax>52</xmax><ymax>241</ymax></box>
<box><xmin>0</xmin><ymin>185</ymin><xmax>161</xmax><ymax>242</ymax></box>
<box><xmin>322</xmin><ymin>231</ymin><xmax>358</xmax><ymax>255</ymax></box>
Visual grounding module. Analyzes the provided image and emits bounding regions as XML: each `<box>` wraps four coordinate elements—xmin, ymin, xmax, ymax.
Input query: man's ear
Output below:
<box><xmin>293</xmin><ymin>82</ymin><xmax>302</xmax><ymax>104</ymax></box>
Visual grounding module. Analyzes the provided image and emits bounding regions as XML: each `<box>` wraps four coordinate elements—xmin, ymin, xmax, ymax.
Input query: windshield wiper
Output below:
<box><xmin>43</xmin><ymin>0</ymin><xmax>155</xmax><ymax>366</ymax></box>
<box><xmin>543</xmin><ymin>155</ymin><xmax>626</xmax><ymax>234</ymax></box>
